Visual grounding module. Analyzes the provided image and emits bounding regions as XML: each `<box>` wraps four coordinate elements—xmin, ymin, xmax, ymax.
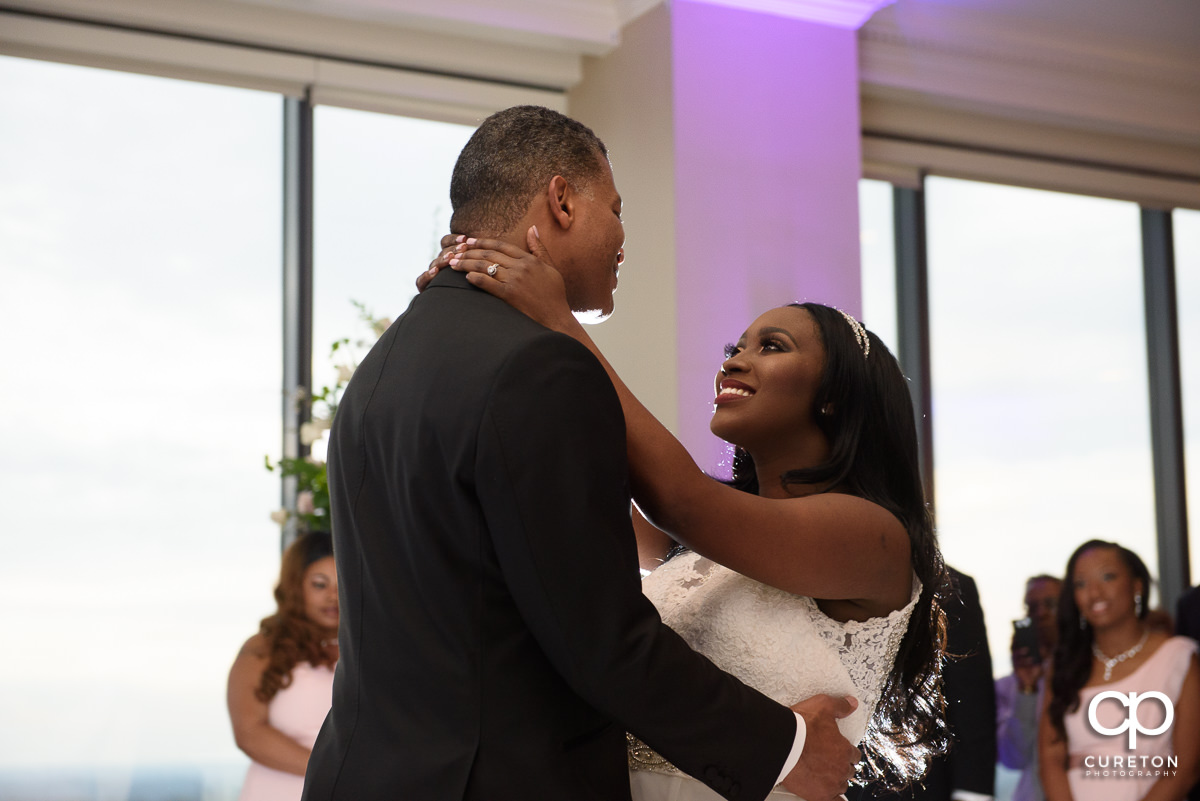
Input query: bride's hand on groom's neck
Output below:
<box><xmin>418</xmin><ymin>233</ymin><xmax>475</xmax><ymax>293</ymax></box>
<box><xmin>420</xmin><ymin>228</ymin><xmax>575</xmax><ymax>335</ymax></box>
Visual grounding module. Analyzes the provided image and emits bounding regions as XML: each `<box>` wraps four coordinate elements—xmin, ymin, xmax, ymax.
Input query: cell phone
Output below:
<box><xmin>1012</xmin><ymin>617</ymin><xmax>1041</xmax><ymax>661</ymax></box>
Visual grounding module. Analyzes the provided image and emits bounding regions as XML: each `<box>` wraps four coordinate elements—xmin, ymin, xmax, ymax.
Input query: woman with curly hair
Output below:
<box><xmin>1039</xmin><ymin>539</ymin><xmax>1199</xmax><ymax>801</ymax></box>
<box><xmin>228</xmin><ymin>531</ymin><xmax>339</xmax><ymax>801</ymax></box>
<box><xmin>426</xmin><ymin>233</ymin><xmax>950</xmax><ymax>798</ymax></box>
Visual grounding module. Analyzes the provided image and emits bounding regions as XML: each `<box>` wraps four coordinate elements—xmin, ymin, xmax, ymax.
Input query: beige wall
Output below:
<box><xmin>569</xmin><ymin>4</ymin><xmax>680</xmax><ymax>433</ymax></box>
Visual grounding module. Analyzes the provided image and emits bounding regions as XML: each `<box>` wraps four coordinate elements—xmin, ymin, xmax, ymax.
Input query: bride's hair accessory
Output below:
<box><xmin>836</xmin><ymin>309</ymin><xmax>870</xmax><ymax>359</ymax></box>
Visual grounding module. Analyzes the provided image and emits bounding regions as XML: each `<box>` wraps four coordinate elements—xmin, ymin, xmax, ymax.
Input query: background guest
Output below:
<box><xmin>1040</xmin><ymin>540</ymin><xmax>1199</xmax><ymax>801</ymax></box>
<box><xmin>1179</xmin><ymin>585</ymin><xmax>1200</xmax><ymax>644</ymax></box>
<box><xmin>227</xmin><ymin>531</ymin><xmax>339</xmax><ymax>801</ymax></box>
<box><xmin>996</xmin><ymin>574</ymin><xmax>1062</xmax><ymax>801</ymax></box>
<box><xmin>1178</xmin><ymin>584</ymin><xmax>1200</xmax><ymax>801</ymax></box>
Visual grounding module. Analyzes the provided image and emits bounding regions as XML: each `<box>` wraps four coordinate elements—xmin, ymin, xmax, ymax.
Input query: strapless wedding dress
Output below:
<box><xmin>628</xmin><ymin>552</ymin><xmax>921</xmax><ymax>801</ymax></box>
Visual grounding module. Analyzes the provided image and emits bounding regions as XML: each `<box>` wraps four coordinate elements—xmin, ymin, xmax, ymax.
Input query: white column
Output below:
<box><xmin>572</xmin><ymin>0</ymin><xmax>891</xmax><ymax>473</ymax></box>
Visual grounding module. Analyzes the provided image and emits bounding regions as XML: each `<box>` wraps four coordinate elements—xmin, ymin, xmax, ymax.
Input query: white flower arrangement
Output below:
<box><xmin>267</xmin><ymin>300</ymin><xmax>391</xmax><ymax>532</ymax></box>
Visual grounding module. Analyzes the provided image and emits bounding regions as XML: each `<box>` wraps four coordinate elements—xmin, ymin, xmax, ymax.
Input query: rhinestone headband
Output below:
<box><xmin>836</xmin><ymin>309</ymin><xmax>870</xmax><ymax>359</ymax></box>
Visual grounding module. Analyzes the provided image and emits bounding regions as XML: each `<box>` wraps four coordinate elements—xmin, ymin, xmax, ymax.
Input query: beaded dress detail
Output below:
<box><xmin>628</xmin><ymin>551</ymin><xmax>921</xmax><ymax>781</ymax></box>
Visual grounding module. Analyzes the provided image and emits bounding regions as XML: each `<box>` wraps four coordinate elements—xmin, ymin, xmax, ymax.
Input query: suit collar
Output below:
<box><xmin>428</xmin><ymin>268</ymin><xmax>473</xmax><ymax>291</ymax></box>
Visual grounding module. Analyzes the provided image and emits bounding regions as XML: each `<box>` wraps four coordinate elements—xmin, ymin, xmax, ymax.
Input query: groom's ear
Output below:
<box><xmin>543</xmin><ymin>175</ymin><xmax>575</xmax><ymax>232</ymax></box>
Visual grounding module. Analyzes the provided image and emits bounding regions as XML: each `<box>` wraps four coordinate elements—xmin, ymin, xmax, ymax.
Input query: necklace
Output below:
<box><xmin>1092</xmin><ymin>629</ymin><xmax>1149</xmax><ymax>681</ymax></box>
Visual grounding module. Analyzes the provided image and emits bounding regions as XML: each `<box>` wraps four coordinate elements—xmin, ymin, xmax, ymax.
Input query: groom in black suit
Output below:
<box><xmin>301</xmin><ymin>105</ymin><xmax>857</xmax><ymax>801</ymax></box>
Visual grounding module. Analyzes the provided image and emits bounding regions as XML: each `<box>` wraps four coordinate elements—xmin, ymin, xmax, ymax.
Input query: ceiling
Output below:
<box><xmin>882</xmin><ymin>0</ymin><xmax>1200</xmax><ymax>56</ymax></box>
<box><xmin>222</xmin><ymin>0</ymin><xmax>1200</xmax><ymax>57</ymax></box>
<box><xmin>5</xmin><ymin>0</ymin><xmax>1195</xmax><ymax>79</ymax></box>
<box><xmin>2</xmin><ymin>0</ymin><xmax>1194</xmax><ymax>142</ymax></box>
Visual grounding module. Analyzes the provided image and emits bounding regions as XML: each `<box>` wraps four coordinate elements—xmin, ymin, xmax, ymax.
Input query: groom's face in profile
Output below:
<box><xmin>556</xmin><ymin>155</ymin><xmax>625</xmax><ymax>323</ymax></box>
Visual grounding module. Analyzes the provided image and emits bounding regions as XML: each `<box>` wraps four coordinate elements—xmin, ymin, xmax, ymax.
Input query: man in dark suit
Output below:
<box><xmin>1178</xmin><ymin>585</ymin><xmax>1200</xmax><ymax>801</ymax></box>
<box><xmin>1180</xmin><ymin>583</ymin><xmax>1200</xmax><ymax>645</ymax></box>
<box><xmin>301</xmin><ymin>105</ymin><xmax>858</xmax><ymax>801</ymax></box>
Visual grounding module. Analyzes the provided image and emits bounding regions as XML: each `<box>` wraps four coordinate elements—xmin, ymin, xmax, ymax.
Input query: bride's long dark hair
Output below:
<box><xmin>723</xmin><ymin>302</ymin><xmax>949</xmax><ymax>787</ymax></box>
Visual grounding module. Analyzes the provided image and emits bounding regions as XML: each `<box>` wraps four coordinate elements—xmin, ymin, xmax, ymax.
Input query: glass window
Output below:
<box><xmin>310</xmin><ymin>108</ymin><xmax>475</xmax><ymax>457</ymax></box>
<box><xmin>1177</xmin><ymin>208</ymin><xmax>1200</xmax><ymax>585</ymax></box>
<box><xmin>924</xmin><ymin>177</ymin><xmax>1152</xmax><ymax>672</ymax></box>
<box><xmin>0</xmin><ymin>55</ymin><xmax>281</xmax><ymax>796</ymax></box>
<box><xmin>859</xmin><ymin>179</ymin><xmax>899</xmax><ymax>351</ymax></box>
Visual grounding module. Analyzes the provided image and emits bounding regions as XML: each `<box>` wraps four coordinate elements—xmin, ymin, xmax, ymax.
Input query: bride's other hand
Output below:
<box><xmin>447</xmin><ymin>226</ymin><xmax>575</xmax><ymax>333</ymax></box>
<box><xmin>416</xmin><ymin>234</ymin><xmax>470</xmax><ymax>293</ymax></box>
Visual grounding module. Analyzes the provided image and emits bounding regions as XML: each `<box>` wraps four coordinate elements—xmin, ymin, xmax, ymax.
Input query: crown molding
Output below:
<box><xmin>672</xmin><ymin>0</ymin><xmax>894</xmax><ymax>29</ymax></box>
<box><xmin>859</xmin><ymin>3</ymin><xmax>1200</xmax><ymax>144</ymax></box>
<box><xmin>615</xmin><ymin>0</ymin><xmax>664</xmax><ymax>26</ymax></box>
<box><xmin>0</xmin><ymin>0</ymin><xmax>588</xmax><ymax>88</ymax></box>
<box><xmin>234</xmin><ymin>0</ymin><xmax>624</xmax><ymax>54</ymax></box>
<box><xmin>0</xmin><ymin>9</ymin><xmax>565</xmax><ymax>121</ymax></box>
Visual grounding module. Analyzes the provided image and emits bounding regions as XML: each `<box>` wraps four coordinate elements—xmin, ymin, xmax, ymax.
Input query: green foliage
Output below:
<box><xmin>265</xmin><ymin>454</ymin><xmax>331</xmax><ymax>532</ymax></box>
<box><xmin>265</xmin><ymin>300</ymin><xmax>391</xmax><ymax>533</ymax></box>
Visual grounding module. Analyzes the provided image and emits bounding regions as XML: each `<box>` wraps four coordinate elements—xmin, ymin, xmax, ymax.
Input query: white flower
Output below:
<box><xmin>337</xmin><ymin>363</ymin><xmax>355</xmax><ymax>383</ymax></box>
<box><xmin>299</xmin><ymin>422</ymin><xmax>321</xmax><ymax>445</ymax></box>
<box><xmin>269</xmin><ymin>509</ymin><xmax>289</xmax><ymax>526</ymax></box>
<box><xmin>299</xmin><ymin>418</ymin><xmax>331</xmax><ymax>445</ymax></box>
<box><xmin>296</xmin><ymin>490</ymin><xmax>315</xmax><ymax>515</ymax></box>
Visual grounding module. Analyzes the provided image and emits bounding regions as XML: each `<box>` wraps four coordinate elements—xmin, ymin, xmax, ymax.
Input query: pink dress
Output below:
<box><xmin>1064</xmin><ymin>636</ymin><xmax>1197</xmax><ymax>801</ymax></box>
<box><xmin>238</xmin><ymin>662</ymin><xmax>335</xmax><ymax>801</ymax></box>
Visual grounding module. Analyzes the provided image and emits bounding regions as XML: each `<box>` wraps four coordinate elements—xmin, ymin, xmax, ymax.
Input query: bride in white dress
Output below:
<box><xmin>621</xmin><ymin>301</ymin><xmax>944</xmax><ymax>801</ymax></box>
<box><xmin>432</xmin><ymin>232</ymin><xmax>950</xmax><ymax>800</ymax></box>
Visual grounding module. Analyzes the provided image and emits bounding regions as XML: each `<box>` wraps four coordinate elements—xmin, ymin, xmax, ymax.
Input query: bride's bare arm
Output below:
<box><xmin>633</xmin><ymin>506</ymin><xmax>674</xmax><ymax>572</ymax></box>
<box><xmin>431</xmin><ymin>231</ymin><xmax>910</xmax><ymax>607</ymax></box>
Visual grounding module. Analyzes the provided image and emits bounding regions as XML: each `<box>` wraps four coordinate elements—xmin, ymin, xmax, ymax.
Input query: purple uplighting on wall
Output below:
<box><xmin>668</xmin><ymin>0</ymin><xmax>866</xmax><ymax>471</ymax></box>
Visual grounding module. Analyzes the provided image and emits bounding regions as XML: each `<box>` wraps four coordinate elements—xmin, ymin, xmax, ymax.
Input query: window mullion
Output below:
<box><xmin>282</xmin><ymin>92</ymin><xmax>315</xmax><ymax>551</ymax></box>
<box><xmin>894</xmin><ymin>183</ymin><xmax>935</xmax><ymax>508</ymax></box>
<box><xmin>1142</xmin><ymin>207</ymin><xmax>1191</xmax><ymax>608</ymax></box>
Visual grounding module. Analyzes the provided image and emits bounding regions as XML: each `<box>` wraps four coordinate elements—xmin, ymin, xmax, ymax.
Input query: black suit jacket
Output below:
<box><xmin>848</xmin><ymin>568</ymin><xmax>995</xmax><ymax>801</ymax></box>
<box><xmin>1179</xmin><ymin>585</ymin><xmax>1200</xmax><ymax>644</ymax></box>
<box><xmin>1178</xmin><ymin>586</ymin><xmax>1200</xmax><ymax>801</ymax></box>
<box><xmin>301</xmin><ymin>270</ymin><xmax>795</xmax><ymax>801</ymax></box>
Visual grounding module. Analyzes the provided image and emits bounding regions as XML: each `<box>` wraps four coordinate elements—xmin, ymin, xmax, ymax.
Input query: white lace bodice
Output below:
<box><xmin>631</xmin><ymin>551</ymin><xmax>921</xmax><ymax>774</ymax></box>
